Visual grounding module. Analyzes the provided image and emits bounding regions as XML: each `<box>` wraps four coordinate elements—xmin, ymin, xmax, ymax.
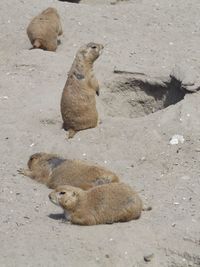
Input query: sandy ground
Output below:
<box><xmin>1</xmin><ymin>0</ymin><xmax>200</xmax><ymax>266</ymax></box>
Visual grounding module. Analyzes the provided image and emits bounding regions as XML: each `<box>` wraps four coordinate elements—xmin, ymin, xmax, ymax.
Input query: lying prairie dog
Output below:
<box><xmin>18</xmin><ymin>152</ymin><xmax>119</xmax><ymax>190</ymax></box>
<box><xmin>49</xmin><ymin>183</ymin><xmax>143</xmax><ymax>225</ymax></box>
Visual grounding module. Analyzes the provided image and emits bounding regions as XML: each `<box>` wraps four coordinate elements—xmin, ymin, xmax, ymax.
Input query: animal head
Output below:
<box><xmin>41</xmin><ymin>7</ymin><xmax>59</xmax><ymax>17</ymax></box>
<box><xmin>78</xmin><ymin>42</ymin><xmax>104</xmax><ymax>64</ymax></box>
<box><xmin>49</xmin><ymin>185</ymin><xmax>82</xmax><ymax>211</ymax></box>
<box><xmin>27</xmin><ymin>153</ymin><xmax>46</xmax><ymax>169</ymax></box>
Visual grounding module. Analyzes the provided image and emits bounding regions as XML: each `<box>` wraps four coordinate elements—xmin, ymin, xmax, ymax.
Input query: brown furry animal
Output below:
<box><xmin>27</xmin><ymin>7</ymin><xmax>63</xmax><ymax>51</ymax></box>
<box><xmin>60</xmin><ymin>42</ymin><xmax>104</xmax><ymax>138</ymax></box>
<box><xmin>18</xmin><ymin>152</ymin><xmax>119</xmax><ymax>190</ymax></box>
<box><xmin>49</xmin><ymin>183</ymin><xmax>143</xmax><ymax>225</ymax></box>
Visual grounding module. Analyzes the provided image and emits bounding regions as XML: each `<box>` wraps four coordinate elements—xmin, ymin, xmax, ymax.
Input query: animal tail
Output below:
<box><xmin>33</xmin><ymin>39</ymin><xmax>41</xmax><ymax>48</ymax></box>
<box><xmin>142</xmin><ymin>206</ymin><xmax>152</xmax><ymax>211</ymax></box>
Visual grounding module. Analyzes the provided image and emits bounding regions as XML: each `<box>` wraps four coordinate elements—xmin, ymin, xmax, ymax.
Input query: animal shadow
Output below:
<box><xmin>48</xmin><ymin>213</ymin><xmax>65</xmax><ymax>220</ymax></box>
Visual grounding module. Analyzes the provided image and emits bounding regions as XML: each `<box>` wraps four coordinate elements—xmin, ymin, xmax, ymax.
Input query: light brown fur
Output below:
<box><xmin>18</xmin><ymin>152</ymin><xmax>119</xmax><ymax>190</ymax></box>
<box><xmin>60</xmin><ymin>42</ymin><xmax>104</xmax><ymax>138</ymax></box>
<box><xmin>49</xmin><ymin>183</ymin><xmax>143</xmax><ymax>225</ymax></box>
<box><xmin>27</xmin><ymin>7</ymin><xmax>63</xmax><ymax>51</ymax></box>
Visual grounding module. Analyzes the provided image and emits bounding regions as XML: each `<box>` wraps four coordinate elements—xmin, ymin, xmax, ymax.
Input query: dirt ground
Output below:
<box><xmin>0</xmin><ymin>0</ymin><xmax>200</xmax><ymax>266</ymax></box>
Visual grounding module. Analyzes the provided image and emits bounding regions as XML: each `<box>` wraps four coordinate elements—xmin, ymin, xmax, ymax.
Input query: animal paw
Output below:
<box><xmin>17</xmin><ymin>168</ymin><xmax>27</xmax><ymax>176</ymax></box>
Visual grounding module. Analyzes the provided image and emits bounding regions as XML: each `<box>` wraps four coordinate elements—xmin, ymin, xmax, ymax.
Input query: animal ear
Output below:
<box><xmin>72</xmin><ymin>191</ymin><xmax>78</xmax><ymax>197</ymax></box>
<box><xmin>29</xmin><ymin>153</ymin><xmax>40</xmax><ymax>161</ymax></box>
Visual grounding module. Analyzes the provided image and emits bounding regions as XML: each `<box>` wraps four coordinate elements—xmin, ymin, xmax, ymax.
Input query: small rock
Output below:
<box><xmin>34</xmin><ymin>206</ymin><xmax>39</xmax><ymax>212</ymax></box>
<box><xmin>0</xmin><ymin>96</ymin><xmax>8</xmax><ymax>100</ymax></box>
<box><xmin>169</xmin><ymin>135</ymin><xmax>184</xmax><ymax>145</ymax></box>
<box><xmin>173</xmin><ymin>202</ymin><xmax>180</xmax><ymax>205</ymax></box>
<box><xmin>30</xmin><ymin>143</ymin><xmax>35</xmax><ymax>147</ymax></box>
<box><xmin>144</xmin><ymin>253</ymin><xmax>154</xmax><ymax>262</ymax></box>
<box><xmin>95</xmin><ymin>257</ymin><xmax>100</xmax><ymax>262</ymax></box>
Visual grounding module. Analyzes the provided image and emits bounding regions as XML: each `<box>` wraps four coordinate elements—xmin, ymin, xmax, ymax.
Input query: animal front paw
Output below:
<box><xmin>17</xmin><ymin>168</ymin><xmax>28</xmax><ymax>176</ymax></box>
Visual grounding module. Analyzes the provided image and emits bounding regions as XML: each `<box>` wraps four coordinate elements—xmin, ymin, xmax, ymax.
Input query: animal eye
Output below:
<box><xmin>59</xmin><ymin>192</ymin><xmax>66</xmax><ymax>195</ymax></box>
<box><xmin>91</xmin><ymin>45</ymin><xmax>97</xmax><ymax>49</ymax></box>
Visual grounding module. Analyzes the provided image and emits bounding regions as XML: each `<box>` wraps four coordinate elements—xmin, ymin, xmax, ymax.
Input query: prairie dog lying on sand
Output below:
<box><xmin>49</xmin><ymin>183</ymin><xmax>143</xmax><ymax>225</ymax></box>
<box><xmin>18</xmin><ymin>152</ymin><xmax>119</xmax><ymax>190</ymax></box>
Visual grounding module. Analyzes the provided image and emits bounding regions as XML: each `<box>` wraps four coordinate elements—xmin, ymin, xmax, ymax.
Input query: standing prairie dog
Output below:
<box><xmin>27</xmin><ymin>7</ymin><xmax>63</xmax><ymax>51</ymax></box>
<box><xmin>49</xmin><ymin>183</ymin><xmax>143</xmax><ymax>225</ymax></box>
<box><xmin>18</xmin><ymin>152</ymin><xmax>119</xmax><ymax>190</ymax></box>
<box><xmin>60</xmin><ymin>42</ymin><xmax>104</xmax><ymax>138</ymax></box>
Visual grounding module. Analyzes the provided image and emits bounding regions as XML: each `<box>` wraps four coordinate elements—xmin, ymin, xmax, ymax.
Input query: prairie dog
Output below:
<box><xmin>27</xmin><ymin>7</ymin><xmax>63</xmax><ymax>51</ymax></box>
<box><xmin>60</xmin><ymin>42</ymin><xmax>103</xmax><ymax>138</ymax></box>
<box><xmin>49</xmin><ymin>183</ymin><xmax>143</xmax><ymax>225</ymax></box>
<box><xmin>18</xmin><ymin>152</ymin><xmax>119</xmax><ymax>190</ymax></box>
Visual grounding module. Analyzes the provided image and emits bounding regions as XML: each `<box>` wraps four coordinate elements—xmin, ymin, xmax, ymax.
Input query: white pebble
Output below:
<box><xmin>169</xmin><ymin>134</ymin><xmax>184</xmax><ymax>145</ymax></box>
<box><xmin>0</xmin><ymin>96</ymin><xmax>8</xmax><ymax>100</ymax></box>
<box><xmin>174</xmin><ymin>202</ymin><xmax>180</xmax><ymax>205</ymax></box>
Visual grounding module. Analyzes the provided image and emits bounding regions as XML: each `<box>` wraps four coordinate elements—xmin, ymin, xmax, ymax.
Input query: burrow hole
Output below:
<box><xmin>101</xmin><ymin>74</ymin><xmax>188</xmax><ymax>118</ymax></box>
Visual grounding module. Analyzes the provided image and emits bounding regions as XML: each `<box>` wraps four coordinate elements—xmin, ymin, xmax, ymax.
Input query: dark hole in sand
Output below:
<box><xmin>102</xmin><ymin>74</ymin><xmax>187</xmax><ymax>118</ymax></box>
